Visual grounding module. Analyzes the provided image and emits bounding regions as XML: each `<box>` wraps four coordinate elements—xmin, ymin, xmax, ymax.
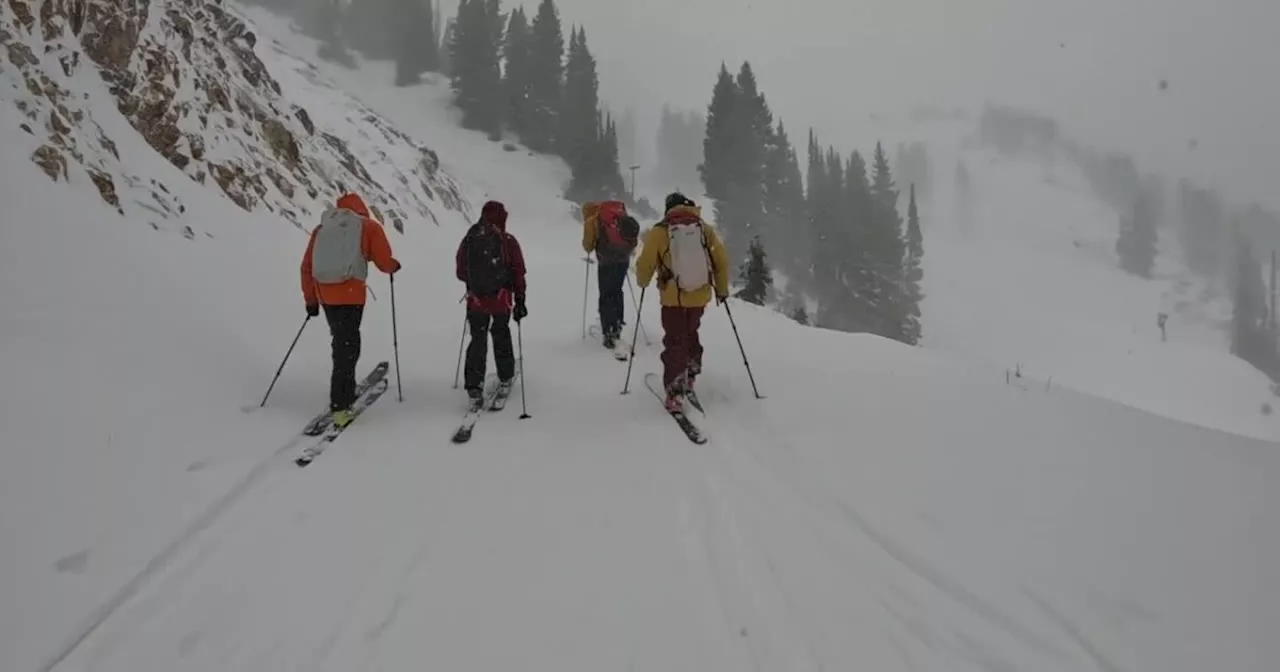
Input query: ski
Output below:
<box><xmin>451</xmin><ymin>376</ymin><xmax>502</xmax><ymax>443</ymax></box>
<box><xmin>643</xmin><ymin>373</ymin><xmax>707</xmax><ymax>444</ymax></box>
<box><xmin>295</xmin><ymin>378</ymin><xmax>390</xmax><ymax>466</ymax></box>
<box><xmin>302</xmin><ymin>361</ymin><xmax>390</xmax><ymax>436</ymax></box>
<box><xmin>684</xmin><ymin>388</ymin><xmax>705</xmax><ymax>415</ymax></box>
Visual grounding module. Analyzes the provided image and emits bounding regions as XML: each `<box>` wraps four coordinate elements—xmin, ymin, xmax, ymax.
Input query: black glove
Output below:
<box><xmin>306</xmin><ymin>303</ymin><xmax>320</xmax><ymax>318</ymax></box>
<box><xmin>513</xmin><ymin>296</ymin><xmax>528</xmax><ymax>322</ymax></box>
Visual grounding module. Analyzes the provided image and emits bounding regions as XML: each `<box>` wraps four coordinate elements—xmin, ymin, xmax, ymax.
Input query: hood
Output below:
<box><xmin>335</xmin><ymin>192</ymin><xmax>371</xmax><ymax>218</ymax></box>
<box><xmin>664</xmin><ymin>204</ymin><xmax>702</xmax><ymax>223</ymax></box>
<box><xmin>481</xmin><ymin>200</ymin><xmax>508</xmax><ymax>231</ymax></box>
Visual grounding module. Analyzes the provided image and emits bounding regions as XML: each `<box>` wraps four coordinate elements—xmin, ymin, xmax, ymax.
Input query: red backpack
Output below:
<box><xmin>596</xmin><ymin>200</ymin><xmax>638</xmax><ymax>254</ymax></box>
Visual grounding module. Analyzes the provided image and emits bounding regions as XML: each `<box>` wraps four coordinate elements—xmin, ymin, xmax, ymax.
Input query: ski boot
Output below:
<box><xmin>664</xmin><ymin>390</ymin><xmax>684</xmax><ymax>413</ymax></box>
<box><xmin>331</xmin><ymin>407</ymin><xmax>355</xmax><ymax>428</ymax></box>
<box><xmin>466</xmin><ymin>387</ymin><xmax>485</xmax><ymax>413</ymax></box>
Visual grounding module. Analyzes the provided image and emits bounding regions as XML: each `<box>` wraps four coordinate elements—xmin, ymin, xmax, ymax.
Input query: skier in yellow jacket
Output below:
<box><xmin>634</xmin><ymin>193</ymin><xmax>731</xmax><ymax>411</ymax></box>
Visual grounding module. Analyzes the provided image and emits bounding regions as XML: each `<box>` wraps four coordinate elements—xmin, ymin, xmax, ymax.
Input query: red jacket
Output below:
<box><xmin>455</xmin><ymin>202</ymin><xmax>526</xmax><ymax>315</ymax></box>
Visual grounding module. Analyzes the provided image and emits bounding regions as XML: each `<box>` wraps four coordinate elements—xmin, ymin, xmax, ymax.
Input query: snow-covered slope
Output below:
<box><xmin>834</xmin><ymin>111</ymin><xmax>1280</xmax><ymax>441</ymax></box>
<box><xmin>3</xmin><ymin>3</ymin><xmax>1278</xmax><ymax>672</ymax></box>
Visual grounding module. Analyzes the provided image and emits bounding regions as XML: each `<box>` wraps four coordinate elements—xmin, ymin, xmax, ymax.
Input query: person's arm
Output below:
<box><xmin>362</xmin><ymin>219</ymin><xmax>400</xmax><ymax>273</ymax></box>
<box><xmin>455</xmin><ymin>234</ymin><xmax>469</xmax><ymax>284</ymax></box>
<box><xmin>506</xmin><ymin>234</ymin><xmax>527</xmax><ymax>298</ymax></box>
<box><xmin>300</xmin><ymin>229</ymin><xmax>319</xmax><ymax>306</ymax></box>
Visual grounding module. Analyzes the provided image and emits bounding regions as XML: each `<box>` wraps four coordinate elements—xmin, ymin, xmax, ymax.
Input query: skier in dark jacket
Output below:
<box><xmin>581</xmin><ymin>200</ymin><xmax>640</xmax><ymax>348</ymax></box>
<box><xmin>455</xmin><ymin>200</ymin><xmax>527</xmax><ymax>409</ymax></box>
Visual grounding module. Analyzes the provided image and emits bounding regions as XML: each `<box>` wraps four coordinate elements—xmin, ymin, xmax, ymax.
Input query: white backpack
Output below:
<box><xmin>311</xmin><ymin>207</ymin><xmax>368</xmax><ymax>284</ymax></box>
<box><xmin>666</xmin><ymin>218</ymin><xmax>711</xmax><ymax>292</ymax></box>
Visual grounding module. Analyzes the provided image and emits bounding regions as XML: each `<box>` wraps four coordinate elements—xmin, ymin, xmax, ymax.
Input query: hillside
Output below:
<box><xmin>3</xmin><ymin>3</ymin><xmax>1279</xmax><ymax>672</ymax></box>
<box><xmin>803</xmin><ymin>110</ymin><xmax>1280</xmax><ymax>441</ymax></box>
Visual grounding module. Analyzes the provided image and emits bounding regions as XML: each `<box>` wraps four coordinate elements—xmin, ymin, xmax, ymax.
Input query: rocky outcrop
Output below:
<box><xmin>2</xmin><ymin>0</ymin><xmax>467</xmax><ymax>234</ymax></box>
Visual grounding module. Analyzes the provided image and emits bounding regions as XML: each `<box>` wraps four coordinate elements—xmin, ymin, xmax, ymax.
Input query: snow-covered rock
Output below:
<box><xmin>1</xmin><ymin>0</ymin><xmax>466</xmax><ymax>233</ymax></box>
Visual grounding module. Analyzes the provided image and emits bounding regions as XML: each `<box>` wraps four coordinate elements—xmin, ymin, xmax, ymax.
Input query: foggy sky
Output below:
<box><xmin>543</xmin><ymin>0</ymin><xmax>1280</xmax><ymax>210</ymax></box>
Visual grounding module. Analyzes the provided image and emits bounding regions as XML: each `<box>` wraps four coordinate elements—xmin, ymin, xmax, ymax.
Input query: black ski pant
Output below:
<box><xmin>465</xmin><ymin>310</ymin><xmax>515</xmax><ymax>393</ymax></box>
<box><xmin>323</xmin><ymin>304</ymin><xmax>364</xmax><ymax>411</ymax></box>
<box><xmin>597</xmin><ymin>261</ymin><xmax>628</xmax><ymax>337</ymax></box>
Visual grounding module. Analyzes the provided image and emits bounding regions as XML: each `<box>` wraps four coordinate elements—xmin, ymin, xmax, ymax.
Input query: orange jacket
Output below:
<box><xmin>301</xmin><ymin>193</ymin><xmax>399</xmax><ymax>306</ymax></box>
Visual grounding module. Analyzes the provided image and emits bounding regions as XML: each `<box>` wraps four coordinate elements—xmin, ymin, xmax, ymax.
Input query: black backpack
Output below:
<box><xmin>464</xmin><ymin>223</ymin><xmax>511</xmax><ymax>297</ymax></box>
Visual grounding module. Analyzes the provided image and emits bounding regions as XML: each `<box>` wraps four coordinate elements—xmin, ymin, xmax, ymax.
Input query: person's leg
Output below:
<box><xmin>686</xmin><ymin>307</ymin><xmax>705</xmax><ymax>382</ymax></box>
<box><xmin>464</xmin><ymin>311</ymin><xmax>491</xmax><ymax>397</ymax></box>
<box><xmin>324</xmin><ymin>304</ymin><xmax>364</xmax><ymax>411</ymax></box>
<box><xmin>601</xmin><ymin>263</ymin><xmax>627</xmax><ymax>338</ymax></box>
<box><xmin>491</xmin><ymin>313</ymin><xmax>515</xmax><ymax>382</ymax></box>
<box><xmin>596</xmin><ymin>263</ymin><xmax>609</xmax><ymax>336</ymax></box>
<box><xmin>660</xmin><ymin>306</ymin><xmax>690</xmax><ymax>392</ymax></box>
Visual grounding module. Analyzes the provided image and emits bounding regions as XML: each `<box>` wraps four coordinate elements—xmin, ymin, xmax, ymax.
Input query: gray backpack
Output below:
<box><xmin>310</xmin><ymin>207</ymin><xmax>368</xmax><ymax>284</ymax></box>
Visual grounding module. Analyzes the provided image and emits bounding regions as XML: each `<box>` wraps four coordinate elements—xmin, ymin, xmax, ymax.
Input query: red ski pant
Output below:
<box><xmin>660</xmin><ymin>306</ymin><xmax>704</xmax><ymax>390</ymax></box>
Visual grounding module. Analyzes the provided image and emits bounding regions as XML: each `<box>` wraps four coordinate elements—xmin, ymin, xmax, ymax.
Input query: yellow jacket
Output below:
<box><xmin>634</xmin><ymin>205</ymin><xmax>731</xmax><ymax>308</ymax></box>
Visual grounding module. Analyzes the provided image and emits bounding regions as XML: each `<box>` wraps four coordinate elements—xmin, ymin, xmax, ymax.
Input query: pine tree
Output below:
<box><xmin>867</xmin><ymin>141</ymin><xmax>908</xmax><ymax>341</ymax></box>
<box><xmin>438</xmin><ymin>17</ymin><xmax>455</xmax><ymax>75</ymax></box>
<box><xmin>736</xmin><ymin>236</ymin><xmax>774</xmax><ymax>305</ymax></box>
<box><xmin>447</xmin><ymin>0</ymin><xmax>503</xmax><ymax>136</ymax></box>
<box><xmin>601</xmin><ymin>113</ymin><xmax>625</xmax><ymax>195</ymax></box>
<box><xmin>1231</xmin><ymin>232</ymin><xmax>1274</xmax><ymax>376</ymax></box>
<box><xmin>700</xmin><ymin>64</ymin><xmax>738</xmax><ymax>211</ymax></box>
<box><xmin>501</xmin><ymin>7</ymin><xmax>532</xmax><ymax>139</ymax></box>
<box><xmin>1177</xmin><ymin>179</ymin><xmax>1226</xmax><ymax>280</ymax></box>
<box><xmin>805</xmin><ymin>130</ymin><xmax>831</xmax><ymax>300</ymax></box>
<box><xmin>310</xmin><ymin>0</ymin><xmax>354</xmax><ymax>66</ymax></box>
<box><xmin>900</xmin><ymin>183</ymin><xmax>924</xmax><ymax>345</ymax></box>
<box><xmin>525</xmin><ymin>0</ymin><xmax>564</xmax><ymax>153</ymax></box>
<box><xmin>393</xmin><ymin>0</ymin><xmax>439</xmax><ymax>86</ymax></box>
<box><xmin>1116</xmin><ymin>188</ymin><xmax>1157</xmax><ymax>278</ymax></box>
<box><xmin>560</xmin><ymin>26</ymin><xmax>598</xmax><ymax>189</ymax></box>
<box><xmin>762</xmin><ymin>119</ymin><xmax>806</xmax><ymax>277</ymax></box>
<box><xmin>727</xmin><ymin>62</ymin><xmax>773</xmax><ymax>265</ymax></box>
<box><xmin>345</xmin><ymin>0</ymin><xmax>394</xmax><ymax>60</ymax></box>
<box><xmin>841</xmin><ymin>150</ymin><xmax>876</xmax><ymax>331</ymax></box>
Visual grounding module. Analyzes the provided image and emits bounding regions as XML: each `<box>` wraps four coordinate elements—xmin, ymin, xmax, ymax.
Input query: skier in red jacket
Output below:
<box><xmin>455</xmin><ymin>200</ymin><xmax>527</xmax><ymax>409</ymax></box>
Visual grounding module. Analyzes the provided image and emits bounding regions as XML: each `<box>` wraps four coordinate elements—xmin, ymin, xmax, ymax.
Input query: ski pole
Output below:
<box><xmin>581</xmin><ymin>256</ymin><xmax>592</xmax><ymax>338</ymax></box>
<box><xmin>721</xmin><ymin>299</ymin><xmax>763</xmax><ymax>399</ymax></box>
<box><xmin>452</xmin><ymin>312</ymin><xmax>466</xmax><ymax>389</ymax></box>
<box><xmin>260</xmin><ymin>315</ymin><xmax>310</xmax><ymax>407</ymax></box>
<box><xmin>621</xmin><ymin>286</ymin><xmax>646</xmax><ymax>394</ymax></box>
<box><xmin>517</xmin><ymin>319</ymin><xmax>530</xmax><ymax>419</ymax></box>
<box><xmin>626</xmin><ymin>273</ymin><xmax>652</xmax><ymax>346</ymax></box>
<box><xmin>390</xmin><ymin>274</ymin><xmax>403</xmax><ymax>402</ymax></box>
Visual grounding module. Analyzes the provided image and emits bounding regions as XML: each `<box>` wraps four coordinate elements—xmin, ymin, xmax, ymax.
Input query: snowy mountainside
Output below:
<box><xmin>1</xmin><ymin>0</ymin><xmax>466</xmax><ymax>234</ymax></box>
<box><xmin>831</xmin><ymin>110</ymin><xmax>1280</xmax><ymax>440</ymax></box>
<box><xmin>1</xmin><ymin>4</ymin><xmax>1278</xmax><ymax>672</ymax></box>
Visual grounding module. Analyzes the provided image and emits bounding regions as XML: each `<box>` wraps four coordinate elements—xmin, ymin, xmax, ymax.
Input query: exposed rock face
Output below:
<box><xmin>2</xmin><ymin>0</ymin><xmax>467</xmax><ymax>234</ymax></box>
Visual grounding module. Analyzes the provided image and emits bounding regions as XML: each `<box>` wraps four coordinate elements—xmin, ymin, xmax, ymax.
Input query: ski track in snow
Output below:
<box><xmin>37</xmin><ymin>430</ymin><xmax>311</xmax><ymax>672</ymax></box>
